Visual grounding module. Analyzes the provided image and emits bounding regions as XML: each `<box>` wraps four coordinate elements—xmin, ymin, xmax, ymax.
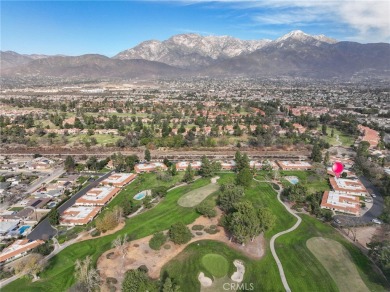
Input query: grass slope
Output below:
<box><xmin>307</xmin><ymin>237</ymin><xmax>369</xmax><ymax>292</ymax></box>
<box><xmin>177</xmin><ymin>182</ymin><xmax>219</xmax><ymax>207</ymax></box>
<box><xmin>276</xmin><ymin>214</ymin><xmax>389</xmax><ymax>292</ymax></box>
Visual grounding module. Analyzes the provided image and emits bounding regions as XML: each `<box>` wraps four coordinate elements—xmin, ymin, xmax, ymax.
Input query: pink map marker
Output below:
<box><xmin>332</xmin><ymin>161</ymin><xmax>344</xmax><ymax>178</ymax></box>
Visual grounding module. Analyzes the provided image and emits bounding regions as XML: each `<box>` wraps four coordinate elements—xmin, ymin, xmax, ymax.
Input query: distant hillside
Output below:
<box><xmin>2</xmin><ymin>30</ymin><xmax>389</xmax><ymax>80</ymax></box>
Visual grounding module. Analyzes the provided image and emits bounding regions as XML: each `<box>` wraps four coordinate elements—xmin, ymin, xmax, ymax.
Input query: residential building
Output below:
<box><xmin>101</xmin><ymin>173</ymin><xmax>137</xmax><ymax>188</ymax></box>
<box><xmin>0</xmin><ymin>239</ymin><xmax>45</xmax><ymax>264</ymax></box>
<box><xmin>134</xmin><ymin>163</ymin><xmax>168</xmax><ymax>173</ymax></box>
<box><xmin>329</xmin><ymin>177</ymin><xmax>368</xmax><ymax>196</ymax></box>
<box><xmin>175</xmin><ymin>161</ymin><xmax>202</xmax><ymax>171</ymax></box>
<box><xmin>320</xmin><ymin>191</ymin><xmax>360</xmax><ymax>216</ymax></box>
<box><xmin>60</xmin><ymin>206</ymin><xmax>102</xmax><ymax>226</ymax></box>
<box><xmin>220</xmin><ymin>160</ymin><xmax>236</xmax><ymax>170</ymax></box>
<box><xmin>75</xmin><ymin>186</ymin><xmax>120</xmax><ymax>206</ymax></box>
<box><xmin>276</xmin><ymin>161</ymin><xmax>312</xmax><ymax>170</ymax></box>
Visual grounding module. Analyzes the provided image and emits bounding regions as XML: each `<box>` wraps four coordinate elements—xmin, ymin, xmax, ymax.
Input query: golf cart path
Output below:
<box><xmin>255</xmin><ymin>178</ymin><xmax>302</xmax><ymax>292</ymax></box>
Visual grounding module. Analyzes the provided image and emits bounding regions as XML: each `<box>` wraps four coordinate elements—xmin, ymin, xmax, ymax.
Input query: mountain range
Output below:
<box><xmin>1</xmin><ymin>30</ymin><xmax>389</xmax><ymax>79</ymax></box>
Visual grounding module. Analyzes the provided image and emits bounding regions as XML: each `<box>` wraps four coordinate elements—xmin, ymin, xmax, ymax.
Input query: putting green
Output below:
<box><xmin>306</xmin><ymin>237</ymin><xmax>369</xmax><ymax>292</ymax></box>
<box><xmin>201</xmin><ymin>254</ymin><xmax>229</xmax><ymax>278</ymax></box>
<box><xmin>178</xmin><ymin>183</ymin><xmax>219</xmax><ymax>207</ymax></box>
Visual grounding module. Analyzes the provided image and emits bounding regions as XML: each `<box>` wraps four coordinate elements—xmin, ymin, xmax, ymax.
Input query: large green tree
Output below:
<box><xmin>122</xmin><ymin>269</ymin><xmax>158</xmax><ymax>292</ymax></box>
<box><xmin>182</xmin><ymin>164</ymin><xmax>195</xmax><ymax>183</ymax></box>
<box><xmin>169</xmin><ymin>222</ymin><xmax>192</xmax><ymax>244</ymax></box>
<box><xmin>199</xmin><ymin>155</ymin><xmax>213</xmax><ymax>177</ymax></box>
<box><xmin>218</xmin><ymin>184</ymin><xmax>245</xmax><ymax>212</ymax></box>
<box><xmin>236</xmin><ymin>167</ymin><xmax>253</xmax><ymax>188</ymax></box>
<box><xmin>64</xmin><ymin>155</ymin><xmax>76</xmax><ymax>172</ymax></box>
<box><xmin>144</xmin><ymin>149</ymin><xmax>151</xmax><ymax>162</ymax></box>
<box><xmin>311</xmin><ymin>143</ymin><xmax>322</xmax><ymax>163</ymax></box>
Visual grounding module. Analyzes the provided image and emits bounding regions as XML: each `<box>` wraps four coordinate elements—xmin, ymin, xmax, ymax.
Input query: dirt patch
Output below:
<box><xmin>97</xmin><ymin>209</ymin><xmax>265</xmax><ymax>291</ymax></box>
<box><xmin>343</xmin><ymin>226</ymin><xmax>381</xmax><ymax>248</ymax></box>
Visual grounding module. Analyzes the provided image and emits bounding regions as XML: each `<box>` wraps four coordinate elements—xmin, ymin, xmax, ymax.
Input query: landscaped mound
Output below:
<box><xmin>178</xmin><ymin>183</ymin><xmax>219</xmax><ymax>207</ymax></box>
<box><xmin>306</xmin><ymin>237</ymin><xmax>369</xmax><ymax>292</ymax></box>
<box><xmin>201</xmin><ymin>254</ymin><xmax>229</xmax><ymax>278</ymax></box>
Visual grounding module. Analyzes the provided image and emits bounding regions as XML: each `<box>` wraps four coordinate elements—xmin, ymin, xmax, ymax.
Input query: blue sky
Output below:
<box><xmin>1</xmin><ymin>1</ymin><xmax>389</xmax><ymax>56</ymax></box>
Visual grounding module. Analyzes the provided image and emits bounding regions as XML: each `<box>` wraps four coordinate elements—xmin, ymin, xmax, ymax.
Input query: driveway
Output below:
<box><xmin>334</xmin><ymin>176</ymin><xmax>383</xmax><ymax>227</ymax></box>
<box><xmin>27</xmin><ymin>171</ymin><xmax>113</xmax><ymax>241</ymax></box>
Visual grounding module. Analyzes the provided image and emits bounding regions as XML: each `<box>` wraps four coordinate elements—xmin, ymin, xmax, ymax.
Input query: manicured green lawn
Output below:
<box><xmin>276</xmin><ymin>214</ymin><xmax>389</xmax><ymax>292</ymax></box>
<box><xmin>2</xmin><ymin>175</ymin><xmax>208</xmax><ymax>292</ymax></box>
<box><xmin>201</xmin><ymin>254</ymin><xmax>229</xmax><ymax>278</ymax></box>
<box><xmin>318</xmin><ymin>126</ymin><xmax>356</xmax><ymax>147</ymax></box>
<box><xmin>162</xmin><ymin>240</ymin><xmax>266</xmax><ymax>292</ymax></box>
<box><xmin>307</xmin><ymin>237</ymin><xmax>369</xmax><ymax>292</ymax></box>
<box><xmin>281</xmin><ymin>170</ymin><xmax>330</xmax><ymax>195</ymax></box>
<box><xmin>177</xmin><ymin>182</ymin><xmax>219</xmax><ymax>207</ymax></box>
<box><xmin>245</xmin><ymin>179</ymin><xmax>295</xmax><ymax>237</ymax></box>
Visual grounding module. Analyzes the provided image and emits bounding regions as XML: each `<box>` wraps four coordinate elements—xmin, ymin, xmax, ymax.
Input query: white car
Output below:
<box><xmin>372</xmin><ymin>218</ymin><xmax>382</xmax><ymax>224</ymax></box>
<box><xmin>371</xmin><ymin>194</ymin><xmax>376</xmax><ymax>198</ymax></box>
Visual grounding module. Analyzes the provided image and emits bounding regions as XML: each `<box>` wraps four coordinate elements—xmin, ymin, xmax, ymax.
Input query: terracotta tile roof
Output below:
<box><xmin>0</xmin><ymin>239</ymin><xmax>45</xmax><ymax>263</ymax></box>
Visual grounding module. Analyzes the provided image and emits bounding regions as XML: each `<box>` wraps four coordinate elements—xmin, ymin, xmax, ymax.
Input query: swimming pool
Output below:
<box><xmin>18</xmin><ymin>225</ymin><xmax>31</xmax><ymax>234</ymax></box>
<box><xmin>134</xmin><ymin>191</ymin><xmax>147</xmax><ymax>200</ymax></box>
<box><xmin>285</xmin><ymin>176</ymin><xmax>299</xmax><ymax>185</ymax></box>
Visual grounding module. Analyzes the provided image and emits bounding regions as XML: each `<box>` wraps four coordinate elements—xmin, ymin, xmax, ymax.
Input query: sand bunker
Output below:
<box><xmin>198</xmin><ymin>272</ymin><xmax>213</xmax><ymax>287</ymax></box>
<box><xmin>231</xmin><ymin>260</ymin><xmax>245</xmax><ymax>283</ymax></box>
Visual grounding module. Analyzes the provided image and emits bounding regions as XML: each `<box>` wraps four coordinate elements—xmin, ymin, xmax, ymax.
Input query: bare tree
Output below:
<box><xmin>14</xmin><ymin>253</ymin><xmax>46</xmax><ymax>280</ymax></box>
<box><xmin>74</xmin><ymin>256</ymin><xmax>100</xmax><ymax>292</ymax></box>
<box><xmin>112</xmin><ymin>234</ymin><xmax>129</xmax><ymax>258</ymax></box>
<box><xmin>113</xmin><ymin>206</ymin><xmax>124</xmax><ymax>223</ymax></box>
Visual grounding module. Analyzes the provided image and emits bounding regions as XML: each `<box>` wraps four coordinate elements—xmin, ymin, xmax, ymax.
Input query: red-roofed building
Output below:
<box><xmin>320</xmin><ymin>191</ymin><xmax>360</xmax><ymax>216</ymax></box>
<box><xmin>0</xmin><ymin>239</ymin><xmax>45</xmax><ymax>264</ymax></box>
<box><xmin>101</xmin><ymin>173</ymin><xmax>137</xmax><ymax>188</ymax></box>
<box><xmin>329</xmin><ymin>177</ymin><xmax>368</xmax><ymax>196</ymax></box>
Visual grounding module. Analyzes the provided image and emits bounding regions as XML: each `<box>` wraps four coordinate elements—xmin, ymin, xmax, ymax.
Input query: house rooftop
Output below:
<box><xmin>0</xmin><ymin>239</ymin><xmax>44</xmax><ymax>263</ymax></box>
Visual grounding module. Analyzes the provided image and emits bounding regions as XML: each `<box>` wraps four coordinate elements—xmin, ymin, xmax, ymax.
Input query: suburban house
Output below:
<box><xmin>75</xmin><ymin>186</ymin><xmax>120</xmax><ymax>206</ymax></box>
<box><xmin>101</xmin><ymin>173</ymin><xmax>137</xmax><ymax>188</ymax></box>
<box><xmin>0</xmin><ymin>239</ymin><xmax>45</xmax><ymax>264</ymax></box>
<box><xmin>329</xmin><ymin>177</ymin><xmax>368</xmax><ymax>196</ymax></box>
<box><xmin>320</xmin><ymin>191</ymin><xmax>360</xmax><ymax>216</ymax></box>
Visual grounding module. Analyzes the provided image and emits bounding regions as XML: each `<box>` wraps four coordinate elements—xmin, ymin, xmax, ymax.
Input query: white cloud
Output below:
<box><xmin>163</xmin><ymin>0</ymin><xmax>390</xmax><ymax>42</ymax></box>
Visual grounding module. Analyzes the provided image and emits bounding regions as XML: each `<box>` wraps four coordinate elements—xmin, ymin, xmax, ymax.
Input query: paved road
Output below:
<box><xmin>25</xmin><ymin>167</ymin><xmax>65</xmax><ymax>194</ymax></box>
<box><xmin>27</xmin><ymin>171</ymin><xmax>113</xmax><ymax>241</ymax></box>
<box><xmin>334</xmin><ymin>176</ymin><xmax>383</xmax><ymax>227</ymax></box>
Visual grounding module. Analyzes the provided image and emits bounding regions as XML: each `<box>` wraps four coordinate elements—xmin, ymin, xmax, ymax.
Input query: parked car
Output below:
<box><xmin>372</xmin><ymin>218</ymin><xmax>382</xmax><ymax>224</ymax></box>
<box><xmin>371</xmin><ymin>193</ymin><xmax>376</xmax><ymax>198</ymax></box>
<box><xmin>334</xmin><ymin>218</ymin><xmax>341</xmax><ymax>224</ymax></box>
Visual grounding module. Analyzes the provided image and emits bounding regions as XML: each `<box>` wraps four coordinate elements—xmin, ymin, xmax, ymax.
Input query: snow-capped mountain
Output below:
<box><xmin>274</xmin><ymin>30</ymin><xmax>337</xmax><ymax>44</ymax></box>
<box><xmin>114</xmin><ymin>34</ymin><xmax>271</xmax><ymax>69</ymax></box>
<box><xmin>3</xmin><ymin>30</ymin><xmax>389</xmax><ymax>80</ymax></box>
